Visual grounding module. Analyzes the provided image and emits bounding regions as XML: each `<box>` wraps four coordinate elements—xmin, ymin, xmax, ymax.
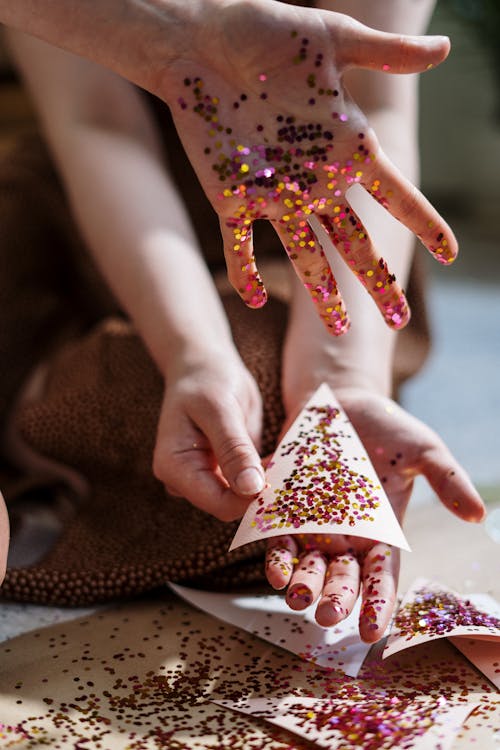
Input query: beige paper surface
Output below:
<box><xmin>0</xmin><ymin>598</ymin><xmax>497</xmax><ymax>749</ymax></box>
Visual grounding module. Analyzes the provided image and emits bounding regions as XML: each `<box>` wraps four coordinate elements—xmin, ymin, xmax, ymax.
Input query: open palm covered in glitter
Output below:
<box><xmin>264</xmin><ymin>389</ymin><xmax>485</xmax><ymax>643</ymax></box>
<box><xmin>166</xmin><ymin>0</ymin><xmax>457</xmax><ymax>333</ymax></box>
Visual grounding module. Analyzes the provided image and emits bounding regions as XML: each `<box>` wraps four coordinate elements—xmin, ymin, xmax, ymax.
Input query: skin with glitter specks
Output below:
<box><xmin>170</xmin><ymin>5</ymin><xmax>457</xmax><ymax>333</ymax></box>
<box><xmin>181</xmin><ymin>68</ymin><xmax>404</xmax><ymax>332</ymax></box>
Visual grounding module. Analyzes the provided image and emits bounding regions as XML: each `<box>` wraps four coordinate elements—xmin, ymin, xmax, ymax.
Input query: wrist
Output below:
<box><xmin>282</xmin><ymin>354</ymin><xmax>392</xmax><ymax>420</ymax></box>
<box><xmin>109</xmin><ymin>0</ymin><xmax>228</xmax><ymax>95</ymax></box>
<box><xmin>308</xmin><ymin>352</ymin><xmax>392</xmax><ymax>397</ymax></box>
<box><xmin>0</xmin><ymin>0</ymin><xmax>230</xmax><ymax>96</ymax></box>
<box><xmin>282</xmin><ymin>319</ymin><xmax>394</xmax><ymax>418</ymax></box>
<box><xmin>283</xmin><ymin>274</ymin><xmax>397</xmax><ymax>412</ymax></box>
<box><xmin>162</xmin><ymin>334</ymin><xmax>241</xmax><ymax>383</ymax></box>
<box><xmin>150</xmin><ymin>0</ymin><xmax>243</xmax><ymax>96</ymax></box>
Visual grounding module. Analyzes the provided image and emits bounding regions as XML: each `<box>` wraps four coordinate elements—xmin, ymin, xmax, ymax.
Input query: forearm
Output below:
<box><xmin>7</xmin><ymin>33</ymin><xmax>235</xmax><ymax>379</ymax></box>
<box><xmin>57</xmin><ymin>126</ymin><xmax>237</xmax><ymax>378</ymax></box>
<box><xmin>284</xmin><ymin>101</ymin><xmax>421</xmax><ymax>403</ymax></box>
<box><xmin>0</xmin><ymin>0</ymin><xmax>219</xmax><ymax>96</ymax></box>
<box><xmin>284</xmin><ymin>134</ymin><xmax>415</xmax><ymax>401</ymax></box>
<box><xmin>284</xmin><ymin>273</ymin><xmax>395</xmax><ymax>402</ymax></box>
<box><xmin>285</xmin><ymin>0</ymin><xmax>436</xmax><ymax>406</ymax></box>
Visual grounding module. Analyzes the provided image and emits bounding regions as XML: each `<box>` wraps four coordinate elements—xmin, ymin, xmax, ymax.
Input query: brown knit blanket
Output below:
<box><xmin>0</xmin><ymin>133</ymin><xmax>429</xmax><ymax>606</ymax></box>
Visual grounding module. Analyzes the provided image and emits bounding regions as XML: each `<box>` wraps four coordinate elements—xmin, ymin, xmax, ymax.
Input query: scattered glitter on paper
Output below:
<box><xmin>230</xmin><ymin>384</ymin><xmax>409</xmax><ymax>552</ymax></box>
<box><xmin>215</xmin><ymin>694</ymin><xmax>478</xmax><ymax>750</ymax></box>
<box><xmin>394</xmin><ymin>582</ymin><xmax>500</xmax><ymax>641</ymax></box>
<box><xmin>0</xmin><ymin>597</ymin><xmax>497</xmax><ymax>749</ymax></box>
<box><xmin>253</xmin><ymin>403</ymin><xmax>381</xmax><ymax>533</ymax></box>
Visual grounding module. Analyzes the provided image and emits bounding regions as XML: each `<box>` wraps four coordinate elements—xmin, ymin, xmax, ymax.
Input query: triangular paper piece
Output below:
<box><xmin>212</xmin><ymin>696</ymin><xmax>478</xmax><ymax>750</ymax></box>
<box><xmin>451</xmin><ymin>633</ymin><xmax>500</xmax><ymax>689</ymax></box>
<box><xmin>384</xmin><ymin>579</ymin><xmax>500</xmax><ymax>664</ymax></box>
<box><xmin>230</xmin><ymin>383</ymin><xmax>409</xmax><ymax>551</ymax></box>
<box><xmin>168</xmin><ymin>582</ymin><xmax>370</xmax><ymax>676</ymax></box>
<box><xmin>450</xmin><ymin>593</ymin><xmax>500</xmax><ymax>690</ymax></box>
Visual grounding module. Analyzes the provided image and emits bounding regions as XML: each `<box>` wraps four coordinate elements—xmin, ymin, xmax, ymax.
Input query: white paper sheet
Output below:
<box><xmin>169</xmin><ymin>582</ymin><xmax>371</xmax><ymax>677</ymax></box>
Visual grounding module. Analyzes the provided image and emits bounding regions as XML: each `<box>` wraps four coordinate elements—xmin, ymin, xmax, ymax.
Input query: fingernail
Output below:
<box><xmin>316</xmin><ymin>598</ymin><xmax>345</xmax><ymax>627</ymax></box>
<box><xmin>235</xmin><ymin>467</ymin><xmax>265</xmax><ymax>496</ymax></box>
<box><xmin>287</xmin><ymin>584</ymin><xmax>313</xmax><ymax>609</ymax></box>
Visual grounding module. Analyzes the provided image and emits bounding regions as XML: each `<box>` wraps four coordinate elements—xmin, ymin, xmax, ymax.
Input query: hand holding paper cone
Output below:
<box><xmin>230</xmin><ymin>384</ymin><xmax>485</xmax><ymax>642</ymax></box>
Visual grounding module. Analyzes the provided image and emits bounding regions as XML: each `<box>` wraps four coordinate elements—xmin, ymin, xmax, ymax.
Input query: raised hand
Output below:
<box><xmin>0</xmin><ymin>0</ymin><xmax>457</xmax><ymax>334</ymax></box>
<box><xmin>265</xmin><ymin>388</ymin><xmax>485</xmax><ymax>642</ymax></box>
<box><xmin>165</xmin><ymin>0</ymin><xmax>456</xmax><ymax>334</ymax></box>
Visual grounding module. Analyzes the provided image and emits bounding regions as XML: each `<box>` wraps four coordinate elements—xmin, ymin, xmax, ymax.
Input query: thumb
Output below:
<box><xmin>331</xmin><ymin>14</ymin><xmax>450</xmax><ymax>74</ymax></box>
<box><xmin>196</xmin><ymin>398</ymin><xmax>266</xmax><ymax>498</ymax></box>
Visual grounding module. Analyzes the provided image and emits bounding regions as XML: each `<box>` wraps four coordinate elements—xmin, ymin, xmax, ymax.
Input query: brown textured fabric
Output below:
<box><xmin>3</xmin><ymin>300</ymin><xmax>286</xmax><ymax>605</ymax></box>
<box><xmin>0</xmin><ymin>132</ymin><xmax>429</xmax><ymax>606</ymax></box>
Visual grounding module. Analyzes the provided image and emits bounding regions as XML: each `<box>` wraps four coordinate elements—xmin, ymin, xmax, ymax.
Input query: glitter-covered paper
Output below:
<box><xmin>449</xmin><ymin>594</ymin><xmax>500</xmax><ymax>690</ymax></box>
<box><xmin>169</xmin><ymin>582</ymin><xmax>371</xmax><ymax>676</ymax></box>
<box><xmin>230</xmin><ymin>384</ymin><xmax>409</xmax><ymax>551</ymax></box>
<box><xmin>384</xmin><ymin>579</ymin><xmax>500</xmax><ymax>674</ymax></box>
<box><xmin>213</xmin><ymin>695</ymin><xmax>479</xmax><ymax>750</ymax></box>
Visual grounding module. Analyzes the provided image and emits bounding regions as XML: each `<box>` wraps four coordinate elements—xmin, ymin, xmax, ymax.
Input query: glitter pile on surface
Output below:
<box><xmin>214</xmin><ymin>695</ymin><xmax>479</xmax><ymax>750</ymax></box>
<box><xmin>0</xmin><ymin>596</ymin><xmax>497</xmax><ymax>749</ymax></box>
